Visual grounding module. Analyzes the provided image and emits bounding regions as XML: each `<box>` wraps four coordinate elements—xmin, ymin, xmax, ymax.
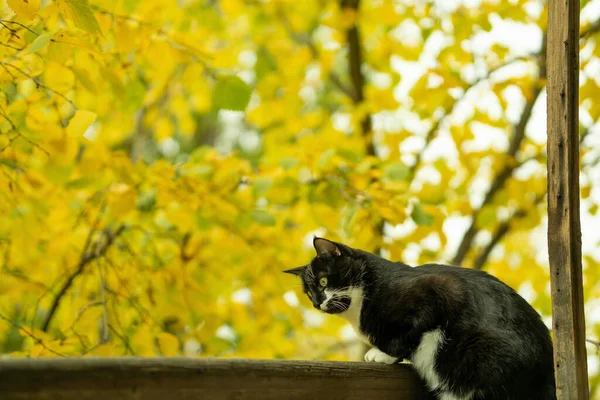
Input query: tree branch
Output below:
<box><xmin>580</xmin><ymin>18</ymin><xmax>600</xmax><ymax>38</ymax></box>
<box><xmin>408</xmin><ymin>54</ymin><xmax>538</xmax><ymax>181</ymax></box>
<box><xmin>0</xmin><ymin>105</ymin><xmax>50</xmax><ymax>156</ymax></box>
<box><xmin>108</xmin><ymin>323</ymin><xmax>135</xmax><ymax>355</ymax></box>
<box><xmin>587</xmin><ymin>338</ymin><xmax>600</xmax><ymax>353</ymax></box>
<box><xmin>95</xmin><ymin>258</ymin><xmax>109</xmax><ymax>345</ymax></box>
<box><xmin>278</xmin><ymin>13</ymin><xmax>355</xmax><ymax>100</ymax></box>
<box><xmin>0</xmin><ymin>313</ymin><xmax>66</xmax><ymax>357</ymax></box>
<box><xmin>41</xmin><ymin>225</ymin><xmax>126</xmax><ymax>332</ymax></box>
<box><xmin>0</xmin><ymin>20</ymin><xmax>40</xmax><ymax>37</ymax></box>
<box><xmin>341</xmin><ymin>0</ymin><xmax>374</xmax><ymax>156</ymax></box>
<box><xmin>341</xmin><ymin>0</ymin><xmax>374</xmax><ymax>360</ymax></box>
<box><xmin>472</xmin><ymin>193</ymin><xmax>545</xmax><ymax>270</ymax></box>
<box><xmin>469</xmin><ymin>116</ymin><xmax>593</xmax><ymax>271</ymax></box>
<box><xmin>0</xmin><ymin>62</ymin><xmax>76</xmax><ymax>108</ymax></box>
<box><xmin>451</xmin><ymin>36</ymin><xmax>547</xmax><ymax>266</ymax></box>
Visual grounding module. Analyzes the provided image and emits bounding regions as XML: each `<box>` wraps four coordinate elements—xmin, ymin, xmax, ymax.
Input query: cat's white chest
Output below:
<box><xmin>336</xmin><ymin>287</ymin><xmax>372</xmax><ymax>345</ymax></box>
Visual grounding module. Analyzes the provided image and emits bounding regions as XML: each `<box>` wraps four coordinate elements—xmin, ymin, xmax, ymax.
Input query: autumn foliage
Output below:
<box><xmin>0</xmin><ymin>0</ymin><xmax>599</xmax><ymax>393</ymax></box>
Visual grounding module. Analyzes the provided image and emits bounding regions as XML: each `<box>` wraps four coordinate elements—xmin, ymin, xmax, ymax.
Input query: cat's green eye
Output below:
<box><xmin>319</xmin><ymin>277</ymin><xmax>328</xmax><ymax>287</ymax></box>
<box><xmin>306</xmin><ymin>291</ymin><xmax>312</xmax><ymax>299</ymax></box>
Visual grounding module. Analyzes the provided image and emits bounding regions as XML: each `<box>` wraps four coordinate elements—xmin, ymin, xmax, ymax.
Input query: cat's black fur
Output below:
<box><xmin>284</xmin><ymin>237</ymin><xmax>556</xmax><ymax>400</ymax></box>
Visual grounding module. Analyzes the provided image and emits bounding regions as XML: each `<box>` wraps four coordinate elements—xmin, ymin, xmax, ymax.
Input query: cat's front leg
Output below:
<box><xmin>364</xmin><ymin>347</ymin><xmax>398</xmax><ymax>364</ymax></box>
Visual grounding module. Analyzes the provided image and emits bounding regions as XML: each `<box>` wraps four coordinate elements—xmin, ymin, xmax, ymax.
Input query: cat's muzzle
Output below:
<box><xmin>320</xmin><ymin>296</ymin><xmax>351</xmax><ymax>314</ymax></box>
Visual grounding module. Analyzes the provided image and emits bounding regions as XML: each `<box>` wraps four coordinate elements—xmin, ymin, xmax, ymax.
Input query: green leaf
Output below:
<box><xmin>122</xmin><ymin>78</ymin><xmax>146</xmax><ymax>113</ymax></box>
<box><xmin>337</xmin><ymin>148</ymin><xmax>361</xmax><ymax>163</ymax></box>
<box><xmin>122</xmin><ymin>0</ymin><xmax>142</xmax><ymax>13</ymax></box>
<box><xmin>57</xmin><ymin>0</ymin><xmax>101</xmax><ymax>35</ymax></box>
<box><xmin>476</xmin><ymin>206</ymin><xmax>496</xmax><ymax>228</ymax></box>
<box><xmin>383</xmin><ymin>162</ymin><xmax>410</xmax><ymax>181</ymax></box>
<box><xmin>65</xmin><ymin>176</ymin><xmax>95</xmax><ymax>189</ymax></box>
<box><xmin>252</xmin><ymin>210</ymin><xmax>276</xmax><ymax>226</ymax></box>
<box><xmin>342</xmin><ymin>203</ymin><xmax>359</xmax><ymax>236</ymax></box>
<box><xmin>0</xmin><ymin>158</ymin><xmax>19</xmax><ymax>170</ymax></box>
<box><xmin>252</xmin><ymin>177</ymin><xmax>272</xmax><ymax>196</ymax></box>
<box><xmin>137</xmin><ymin>189</ymin><xmax>157</xmax><ymax>212</ymax></box>
<box><xmin>213</xmin><ymin>75</ymin><xmax>252</xmax><ymax>111</ymax></box>
<box><xmin>72</xmin><ymin>66</ymin><xmax>97</xmax><ymax>93</ymax></box>
<box><xmin>317</xmin><ymin>149</ymin><xmax>336</xmax><ymax>169</ymax></box>
<box><xmin>255</xmin><ymin>47</ymin><xmax>277</xmax><ymax>82</ymax></box>
<box><xmin>411</xmin><ymin>203</ymin><xmax>434</xmax><ymax>226</ymax></box>
<box><xmin>24</xmin><ymin>32</ymin><xmax>54</xmax><ymax>55</ymax></box>
<box><xmin>195</xmin><ymin>212</ymin><xmax>213</xmax><ymax>231</ymax></box>
<box><xmin>279</xmin><ymin>157</ymin><xmax>299</xmax><ymax>170</ymax></box>
<box><xmin>154</xmin><ymin>213</ymin><xmax>174</xmax><ymax>230</ymax></box>
<box><xmin>181</xmin><ymin>165</ymin><xmax>213</xmax><ymax>177</ymax></box>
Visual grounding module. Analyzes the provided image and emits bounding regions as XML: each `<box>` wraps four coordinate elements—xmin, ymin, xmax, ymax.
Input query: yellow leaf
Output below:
<box><xmin>67</xmin><ymin>110</ymin><xmax>97</xmax><ymax>137</ymax></box>
<box><xmin>52</xmin><ymin>29</ymin><xmax>98</xmax><ymax>53</ymax></box>
<box><xmin>154</xmin><ymin>117</ymin><xmax>174</xmax><ymax>141</ymax></box>
<box><xmin>19</xmin><ymin>326</ymin><xmax>51</xmax><ymax>343</ymax></box>
<box><xmin>582</xmin><ymin>185</ymin><xmax>592</xmax><ymax>199</ymax></box>
<box><xmin>375</xmin><ymin>1</ymin><xmax>402</xmax><ymax>26</ymax></box>
<box><xmin>44</xmin><ymin>62</ymin><xmax>76</xmax><ymax>93</ymax></box>
<box><xmin>0</xmin><ymin>57</ymin><xmax>44</xmax><ymax>83</ymax></box>
<box><xmin>157</xmin><ymin>332</ymin><xmax>179</xmax><ymax>356</ymax></box>
<box><xmin>6</xmin><ymin>0</ymin><xmax>41</xmax><ymax>20</ymax></box>
<box><xmin>84</xmin><ymin>344</ymin><xmax>115</xmax><ymax>356</ymax></box>
<box><xmin>56</xmin><ymin>0</ymin><xmax>101</xmax><ymax>35</ymax></box>
<box><xmin>131</xmin><ymin>329</ymin><xmax>155</xmax><ymax>356</ymax></box>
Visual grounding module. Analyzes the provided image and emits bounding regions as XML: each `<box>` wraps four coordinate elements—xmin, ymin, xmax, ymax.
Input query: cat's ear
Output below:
<box><xmin>283</xmin><ymin>265</ymin><xmax>307</xmax><ymax>276</ymax></box>
<box><xmin>313</xmin><ymin>237</ymin><xmax>342</xmax><ymax>257</ymax></box>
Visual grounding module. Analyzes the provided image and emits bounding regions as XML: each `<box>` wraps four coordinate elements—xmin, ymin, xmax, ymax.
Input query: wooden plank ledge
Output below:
<box><xmin>0</xmin><ymin>357</ymin><xmax>430</xmax><ymax>400</ymax></box>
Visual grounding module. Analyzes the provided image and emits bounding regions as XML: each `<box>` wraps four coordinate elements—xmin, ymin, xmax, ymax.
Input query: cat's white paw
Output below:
<box><xmin>364</xmin><ymin>348</ymin><xmax>398</xmax><ymax>364</ymax></box>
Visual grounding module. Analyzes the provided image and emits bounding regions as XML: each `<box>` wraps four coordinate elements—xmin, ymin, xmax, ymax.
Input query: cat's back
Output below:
<box><xmin>415</xmin><ymin>263</ymin><xmax>555</xmax><ymax>398</ymax></box>
<box><xmin>413</xmin><ymin>262</ymin><xmax>547</xmax><ymax>327</ymax></box>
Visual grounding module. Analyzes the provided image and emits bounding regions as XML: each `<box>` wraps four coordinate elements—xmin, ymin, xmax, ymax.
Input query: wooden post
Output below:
<box><xmin>546</xmin><ymin>0</ymin><xmax>589</xmax><ymax>398</ymax></box>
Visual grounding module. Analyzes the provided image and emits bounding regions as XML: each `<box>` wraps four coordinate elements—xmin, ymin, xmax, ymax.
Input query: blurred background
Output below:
<box><xmin>0</xmin><ymin>0</ymin><xmax>600</xmax><ymax>395</ymax></box>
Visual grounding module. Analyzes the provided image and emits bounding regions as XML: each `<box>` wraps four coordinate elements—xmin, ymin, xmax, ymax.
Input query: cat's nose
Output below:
<box><xmin>313</xmin><ymin>301</ymin><xmax>321</xmax><ymax>309</ymax></box>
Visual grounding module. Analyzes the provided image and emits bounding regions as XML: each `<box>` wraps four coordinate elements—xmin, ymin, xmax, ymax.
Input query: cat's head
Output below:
<box><xmin>284</xmin><ymin>237</ymin><xmax>363</xmax><ymax>314</ymax></box>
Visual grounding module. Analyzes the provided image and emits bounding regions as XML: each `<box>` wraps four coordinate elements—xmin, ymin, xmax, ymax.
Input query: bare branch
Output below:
<box><xmin>587</xmin><ymin>338</ymin><xmax>600</xmax><ymax>353</ymax></box>
<box><xmin>2</xmin><ymin>267</ymin><xmax>50</xmax><ymax>290</ymax></box>
<box><xmin>0</xmin><ymin>62</ymin><xmax>76</xmax><ymax>108</ymax></box>
<box><xmin>108</xmin><ymin>324</ymin><xmax>135</xmax><ymax>355</ymax></box>
<box><xmin>472</xmin><ymin>193</ymin><xmax>544</xmax><ymax>270</ymax></box>
<box><xmin>41</xmin><ymin>225</ymin><xmax>126</xmax><ymax>332</ymax></box>
<box><xmin>451</xmin><ymin>35</ymin><xmax>547</xmax><ymax>266</ymax></box>
<box><xmin>0</xmin><ymin>105</ymin><xmax>50</xmax><ymax>156</ymax></box>
<box><xmin>408</xmin><ymin>55</ymin><xmax>540</xmax><ymax>181</ymax></box>
<box><xmin>0</xmin><ymin>20</ymin><xmax>40</xmax><ymax>37</ymax></box>
<box><xmin>278</xmin><ymin>12</ymin><xmax>355</xmax><ymax>100</ymax></box>
<box><xmin>0</xmin><ymin>42</ymin><xmax>25</xmax><ymax>51</ymax></box>
<box><xmin>340</xmin><ymin>0</ymin><xmax>373</xmax><ymax>157</ymax></box>
<box><xmin>95</xmin><ymin>258</ymin><xmax>109</xmax><ymax>345</ymax></box>
<box><xmin>580</xmin><ymin>18</ymin><xmax>600</xmax><ymax>39</ymax></box>
<box><xmin>469</xmin><ymin>118</ymin><xmax>593</xmax><ymax>270</ymax></box>
<box><xmin>0</xmin><ymin>313</ymin><xmax>66</xmax><ymax>357</ymax></box>
<box><xmin>68</xmin><ymin>301</ymin><xmax>103</xmax><ymax>332</ymax></box>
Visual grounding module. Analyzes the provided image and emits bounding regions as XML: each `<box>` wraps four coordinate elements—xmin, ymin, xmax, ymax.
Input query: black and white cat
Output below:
<box><xmin>284</xmin><ymin>237</ymin><xmax>556</xmax><ymax>400</ymax></box>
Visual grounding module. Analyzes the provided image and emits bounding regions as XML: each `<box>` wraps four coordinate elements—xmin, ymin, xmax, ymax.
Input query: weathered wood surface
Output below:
<box><xmin>0</xmin><ymin>357</ymin><xmax>430</xmax><ymax>400</ymax></box>
<box><xmin>546</xmin><ymin>0</ymin><xmax>589</xmax><ymax>398</ymax></box>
